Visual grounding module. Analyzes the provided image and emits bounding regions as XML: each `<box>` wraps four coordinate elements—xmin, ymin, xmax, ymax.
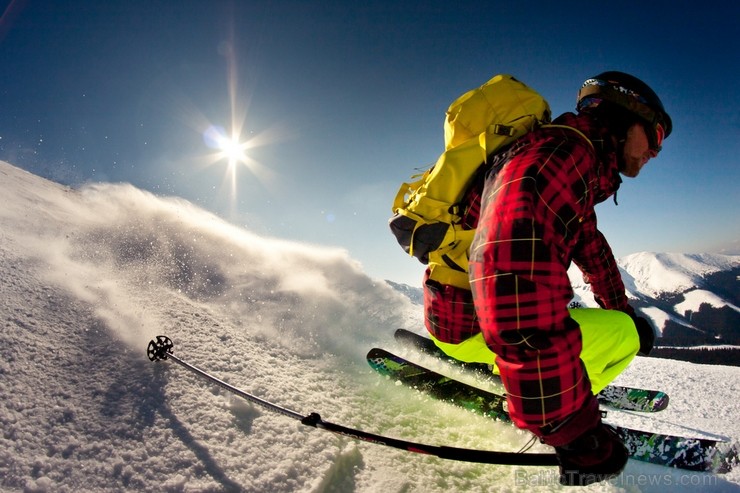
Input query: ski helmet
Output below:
<box><xmin>577</xmin><ymin>71</ymin><xmax>672</xmax><ymax>152</ymax></box>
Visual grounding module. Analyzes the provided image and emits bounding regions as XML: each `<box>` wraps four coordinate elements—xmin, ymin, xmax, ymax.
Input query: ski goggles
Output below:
<box><xmin>579</xmin><ymin>79</ymin><xmax>668</xmax><ymax>152</ymax></box>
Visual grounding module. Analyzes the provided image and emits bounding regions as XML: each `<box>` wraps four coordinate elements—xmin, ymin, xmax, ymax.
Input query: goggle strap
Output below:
<box><xmin>578</xmin><ymin>83</ymin><xmax>660</xmax><ymax>126</ymax></box>
<box><xmin>579</xmin><ymin>83</ymin><xmax>665</xmax><ymax>152</ymax></box>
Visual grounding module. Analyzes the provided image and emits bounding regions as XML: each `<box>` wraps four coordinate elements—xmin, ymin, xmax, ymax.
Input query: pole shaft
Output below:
<box><xmin>166</xmin><ymin>352</ymin><xmax>305</xmax><ymax>421</ymax></box>
<box><xmin>159</xmin><ymin>348</ymin><xmax>557</xmax><ymax>466</ymax></box>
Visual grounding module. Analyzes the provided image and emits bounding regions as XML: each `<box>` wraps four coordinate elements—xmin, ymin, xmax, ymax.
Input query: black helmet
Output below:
<box><xmin>577</xmin><ymin>71</ymin><xmax>671</xmax><ymax>151</ymax></box>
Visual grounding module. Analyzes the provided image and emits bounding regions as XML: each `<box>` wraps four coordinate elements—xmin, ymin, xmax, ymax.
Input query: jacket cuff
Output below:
<box><xmin>537</xmin><ymin>393</ymin><xmax>601</xmax><ymax>447</ymax></box>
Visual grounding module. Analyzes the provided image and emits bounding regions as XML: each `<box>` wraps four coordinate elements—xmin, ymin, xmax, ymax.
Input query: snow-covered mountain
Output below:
<box><xmin>568</xmin><ymin>253</ymin><xmax>740</xmax><ymax>350</ymax></box>
<box><xmin>1</xmin><ymin>160</ymin><xmax>739</xmax><ymax>492</ymax></box>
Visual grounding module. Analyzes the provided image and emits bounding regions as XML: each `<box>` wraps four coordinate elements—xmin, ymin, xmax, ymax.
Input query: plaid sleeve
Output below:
<box><xmin>468</xmin><ymin>134</ymin><xmax>596</xmax><ymax>432</ymax></box>
<box><xmin>572</xmin><ymin>211</ymin><xmax>634</xmax><ymax>314</ymax></box>
<box><xmin>423</xmin><ymin>269</ymin><xmax>479</xmax><ymax>344</ymax></box>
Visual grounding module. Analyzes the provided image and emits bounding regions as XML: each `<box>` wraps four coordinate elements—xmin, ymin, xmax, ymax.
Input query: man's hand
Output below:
<box><xmin>633</xmin><ymin>316</ymin><xmax>655</xmax><ymax>356</ymax></box>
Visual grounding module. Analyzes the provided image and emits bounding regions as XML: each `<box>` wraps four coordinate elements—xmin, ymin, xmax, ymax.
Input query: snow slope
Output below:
<box><xmin>676</xmin><ymin>290</ymin><xmax>740</xmax><ymax>315</ymax></box>
<box><xmin>619</xmin><ymin>252</ymin><xmax>738</xmax><ymax>299</ymax></box>
<box><xmin>1</xmin><ymin>160</ymin><xmax>739</xmax><ymax>493</ymax></box>
<box><xmin>568</xmin><ymin>252</ymin><xmax>739</xmax><ymax>340</ymax></box>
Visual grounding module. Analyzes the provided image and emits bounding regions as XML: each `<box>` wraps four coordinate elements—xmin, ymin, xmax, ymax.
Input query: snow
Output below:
<box><xmin>618</xmin><ymin>252</ymin><xmax>740</xmax><ymax>299</ymax></box>
<box><xmin>675</xmin><ymin>290</ymin><xmax>740</xmax><ymax>316</ymax></box>
<box><xmin>639</xmin><ymin>306</ymin><xmax>685</xmax><ymax>337</ymax></box>
<box><xmin>1</xmin><ymin>159</ymin><xmax>739</xmax><ymax>492</ymax></box>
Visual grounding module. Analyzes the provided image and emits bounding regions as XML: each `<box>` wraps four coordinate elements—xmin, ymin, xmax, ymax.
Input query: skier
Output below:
<box><xmin>423</xmin><ymin>71</ymin><xmax>671</xmax><ymax>485</ymax></box>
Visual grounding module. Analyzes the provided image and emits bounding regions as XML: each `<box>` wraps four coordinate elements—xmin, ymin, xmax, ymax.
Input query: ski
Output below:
<box><xmin>367</xmin><ymin>347</ymin><xmax>738</xmax><ymax>473</ymax></box>
<box><xmin>394</xmin><ymin>328</ymin><xmax>669</xmax><ymax>413</ymax></box>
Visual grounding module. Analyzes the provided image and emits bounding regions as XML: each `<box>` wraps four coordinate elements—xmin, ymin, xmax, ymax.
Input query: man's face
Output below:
<box><xmin>620</xmin><ymin>122</ymin><xmax>658</xmax><ymax>178</ymax></box>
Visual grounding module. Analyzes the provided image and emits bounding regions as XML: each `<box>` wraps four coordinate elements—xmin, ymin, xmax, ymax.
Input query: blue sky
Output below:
<box><xmin>1</xmin><ymin>0</ymin><xmax>738</xmax><ymax>285</ymax></box>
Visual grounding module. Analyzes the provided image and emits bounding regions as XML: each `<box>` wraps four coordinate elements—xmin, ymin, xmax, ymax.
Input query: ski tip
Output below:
<box><xmin>714</xmin><ymin>439</ymin><xmax>739</xmax><ymax>474</ymax></box>
<box><xmin>394</xmin><ymin>328</ymin><xmax>440</xmax><ymax>353</ymax></box>
<box><xmin>393</xmin><ymin>328</ymin><xmax>418</xmax><ymax>342</ymax></box>
<box><xmin>393</xmin><ymin>328</ymin><xmax>423</xmax><ymax>339</ymax></box>
<box><xmin>654</xmin><ymin>393</ymin><xmax>670</xmax><ymax>412</ymax></box>
<box><xmin>367</xmin><ymin>347</ymin><xmax>393</xmax><ymax>360</ymax></box>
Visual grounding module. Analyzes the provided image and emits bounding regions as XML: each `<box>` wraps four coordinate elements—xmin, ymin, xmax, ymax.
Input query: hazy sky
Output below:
<box><xmin>1</xmin><ymin>0</ymin><xmax>738</xmax><ymax>285</ymax></box>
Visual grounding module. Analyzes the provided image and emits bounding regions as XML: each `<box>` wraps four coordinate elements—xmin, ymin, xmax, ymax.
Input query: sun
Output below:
<box><xmin>207</xmin><ymin>127</ymin><xmax>249</xmax><ymax>170</ymax></box>
<box><xmin>189</xmin><ymin>36</ymin><xmax>290</xmax><ymax>213</ymax></box>
<box><xmin>220</xmin><ymin>135</ymin><xmax>246</xmax><ymax>165</ymax></box>
<box><xmin>201</xmin><ymin>124</ymin><xmax>256</xmax><ymax>200</ymax></box>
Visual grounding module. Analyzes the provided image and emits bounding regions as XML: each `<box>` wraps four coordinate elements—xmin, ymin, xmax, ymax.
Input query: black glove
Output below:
<box><xmin>632</xmin><ymin>316</ymin><xmax>655</xmax><ymax>356</ymax></box>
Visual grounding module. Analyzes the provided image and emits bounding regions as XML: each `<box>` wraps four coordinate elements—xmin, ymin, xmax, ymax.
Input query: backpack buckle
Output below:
<box><xmin>491</xmin><ymin>123</ymin><xmax>515</xmax><ymax>137</ymax></box>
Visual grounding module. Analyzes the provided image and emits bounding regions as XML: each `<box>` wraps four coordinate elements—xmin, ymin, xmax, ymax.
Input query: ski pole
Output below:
<box><xmin>146</xmin><ymin>335</ymin><xmax>558</xmax><ymax>466</ymax></box>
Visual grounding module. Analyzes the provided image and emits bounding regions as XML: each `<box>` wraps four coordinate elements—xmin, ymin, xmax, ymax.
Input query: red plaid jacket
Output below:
<box><xmin>423</xmin><ymin>112</ymin><xmax>633</xmax><ymax>433</ymax></box>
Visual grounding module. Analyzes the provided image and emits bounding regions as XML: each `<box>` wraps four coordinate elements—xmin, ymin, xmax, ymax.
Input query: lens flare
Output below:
<box><xmin>204</xmin><ymin>125</ymin><xmax>248</xmax><ymax>168</ymax></box>
<box><xmin>192</xmin><ymin>34</ymin><xmax>289</xmax><ymax>213</ymax></box>
<box><xmin>178</xmin><ymin>22</ymin><xmax>295</xmax><ymax>216</ymax></box>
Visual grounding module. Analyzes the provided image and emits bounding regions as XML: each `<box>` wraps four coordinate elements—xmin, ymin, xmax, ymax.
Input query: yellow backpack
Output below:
<box><xmin>389</xmin><ymin>74</ymin><xmax>551</xmax><ymax>289</ymax></box>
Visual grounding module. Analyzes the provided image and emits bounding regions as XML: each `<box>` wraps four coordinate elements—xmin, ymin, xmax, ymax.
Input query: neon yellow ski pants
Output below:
<box><xmin>429</xmin><ymin>308</ymin><xmax>640</xmax><ymax>394</ymax></box>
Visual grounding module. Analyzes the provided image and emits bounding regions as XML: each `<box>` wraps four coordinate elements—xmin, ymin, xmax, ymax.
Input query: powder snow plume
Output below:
<box><xmin>1</xmin><ymin>161</ymin><xmax>416</xmax><ymax>358</ymax></box>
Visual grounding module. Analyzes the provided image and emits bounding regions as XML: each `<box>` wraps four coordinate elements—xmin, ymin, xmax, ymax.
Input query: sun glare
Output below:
<box><xmin>187</xmin><ymin>32</ymin><xmax>290</xmax><ymax>214</ymax></box>
<box><xmin>206</xmin><ymin>127</ymin><xmax>249</xmax><ymax>169</ymax></box>
<box><xmin>220</xmin><ymin>135</ymin><xmax>246</xmax><ymax>164</ymax></box>
<box><xmin>201</xmin><ymin>123</ymin><xmax>256</xmax><ymax>201</ymax></box>
<box><xmin>196</xmin><ymin>39</ymin><xmax>270</xmax><ymax>207</ymax></box>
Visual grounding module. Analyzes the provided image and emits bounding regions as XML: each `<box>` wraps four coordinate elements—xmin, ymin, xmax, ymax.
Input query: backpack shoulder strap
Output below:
<box><xmin>542</xmin><ymin>124</ymin><xmax>595</xmax><ymax>150</ymax></box>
